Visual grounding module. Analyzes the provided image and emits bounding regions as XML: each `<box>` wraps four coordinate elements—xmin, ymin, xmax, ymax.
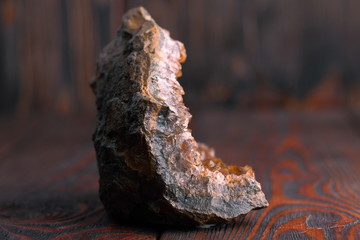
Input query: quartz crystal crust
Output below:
<box><xmin>91</xmin><ymin>6</ymin><xmax>268</xmax><ymax>226</ymax></box>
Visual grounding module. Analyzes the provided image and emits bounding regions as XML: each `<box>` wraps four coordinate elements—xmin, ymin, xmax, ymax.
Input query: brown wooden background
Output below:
<box><xmin>1</xmin><ymin>0</ymin><xmax>360</xmax><ymax>115</ymax></box>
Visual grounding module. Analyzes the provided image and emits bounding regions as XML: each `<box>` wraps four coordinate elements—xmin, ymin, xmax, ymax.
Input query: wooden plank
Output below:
<box><xmin>4</xmin><ymin>0</ymin><xmax>360</xmax><ymax>114</ymax></box>
<box><xmin>1</xmin><ymin>112</ymin><xmax>359</xmax><ymax>239</ymax></box>
<box><xmin>161</xmin><ymin>111</ymin><xmax>360</xmax><ymax>239</ymax></box>
<box><xmin>0</xmin><ymin>115</ymin><xmax>158</xmax><ymax>239</ymax></box>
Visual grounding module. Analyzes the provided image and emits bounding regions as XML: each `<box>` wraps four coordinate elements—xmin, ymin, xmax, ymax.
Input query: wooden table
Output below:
<box><xmin>0</xmin><ymin>111</ymin><xmax>359</xmax><ymax>239</ymax></box>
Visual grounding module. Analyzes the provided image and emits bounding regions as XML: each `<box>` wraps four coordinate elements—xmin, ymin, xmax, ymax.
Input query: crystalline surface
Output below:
<box><xmin>91</xmin><ymin>6</ymin><xmax>268</xmax><ymax>226</ymax></box>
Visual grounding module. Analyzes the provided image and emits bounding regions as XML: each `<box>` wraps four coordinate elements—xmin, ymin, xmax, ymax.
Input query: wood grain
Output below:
<box><xmin>161</xmin><ymin>111</ymin><xmax>360</xmax><ymax>239</ymax></box>
<box><xmin>2</xmin><ymin>0</ymin><xmax>360</xmax><ymax>114</ymax></box>
<box><xmin>0</xmin><ymin>115</ymin><xmax>158</xmax><ymax>239</ymax></box>
<box><xmin>0</xmin><ymin>112</ymin><xmax>359</xmax><ymax>239</ymax></box>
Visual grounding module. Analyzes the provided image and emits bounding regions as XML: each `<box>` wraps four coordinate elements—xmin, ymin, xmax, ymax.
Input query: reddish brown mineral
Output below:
<box><xmin>91</xmin><ymin>6</ymin><xmax>268</xmax><ymax>226</ymax></box>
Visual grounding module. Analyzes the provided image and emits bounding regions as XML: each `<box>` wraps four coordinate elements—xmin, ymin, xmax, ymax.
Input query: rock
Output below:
<box><xmin>91</xmin><ymin>6</ymin><xmax>268</xmax><ymax>226</ymax></box>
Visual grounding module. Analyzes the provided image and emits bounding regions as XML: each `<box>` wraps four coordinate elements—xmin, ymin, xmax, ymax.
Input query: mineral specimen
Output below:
<box><xmin>91</xmin><ymin>6</ymin><xmax>268</xmax><ymax>226</ymax></box>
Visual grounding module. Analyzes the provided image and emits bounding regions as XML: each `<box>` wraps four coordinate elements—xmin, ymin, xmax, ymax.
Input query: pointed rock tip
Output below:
<box><xmin>122</xmin><ymin>6</ymin><xmax>154</xmax><ymax>35</ymax></box>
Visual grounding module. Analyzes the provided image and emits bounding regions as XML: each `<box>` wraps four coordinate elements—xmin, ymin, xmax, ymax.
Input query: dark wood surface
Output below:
<box><xmin>0</xmin><ymin>111</ymin><xmax>359</xmax><ymax>239</ymax></box>
<box><xmin>2</xmin><ymin>0</ymin><xmax>360</xmax><ymax>115</ymax></box>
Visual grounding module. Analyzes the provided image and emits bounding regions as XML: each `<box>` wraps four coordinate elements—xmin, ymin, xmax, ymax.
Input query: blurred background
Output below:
<box><xmin>1</xmin><ymin>0</ymin><xmax>360</xmax><ymax>116</ymax></box>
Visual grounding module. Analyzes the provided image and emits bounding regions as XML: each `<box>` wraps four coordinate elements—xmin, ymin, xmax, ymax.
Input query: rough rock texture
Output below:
<box><xmin>91</xmin><ymin>6</ymin><xmax>268</xmax><ymax>226</ymax></box>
